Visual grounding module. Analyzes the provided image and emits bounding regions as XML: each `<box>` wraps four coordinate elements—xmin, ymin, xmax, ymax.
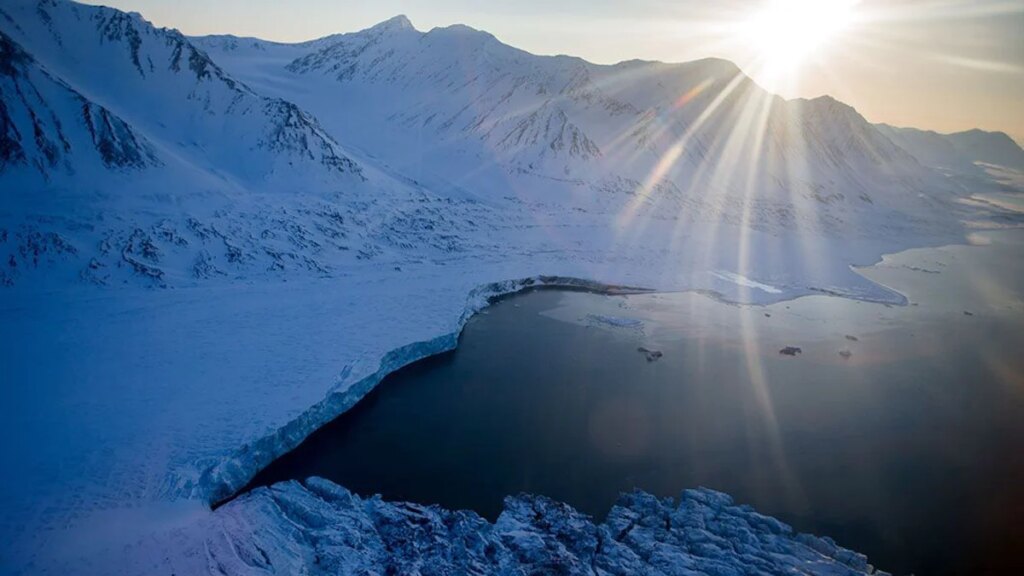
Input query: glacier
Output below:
<box><xmin>2</xmin><ymin>0</ymin><xmax>1024</xmax><ymax>574</ymax></box>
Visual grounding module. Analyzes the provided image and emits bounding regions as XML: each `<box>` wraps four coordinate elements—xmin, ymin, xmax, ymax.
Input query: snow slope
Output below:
<box><xmin>874</xmin><ymin>124</ymin><xmax>986</xmax><ymax>178</ymax></box>
<box><xmin>0</xmin><ymin>2</ymin><xmax>1013</xmax><ymax>574</ymax></box>
<box><xmin>1</xmin><ymin>0</ymin><xmax>358</xmax><ymax>188</ymax></box>
<box><xmin>0</xmin><ymin>29</ymin><xmax>158</xmax><ymax>176</ymax></box>
<box><xmin>946</xmin><ymin>128</ymin><xmax>1024</xmax><ymax>171</ymax></box>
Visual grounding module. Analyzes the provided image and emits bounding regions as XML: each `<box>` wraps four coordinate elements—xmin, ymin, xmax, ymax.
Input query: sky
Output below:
<box><xmin>79</xmin><ymin>0</ymin><xmax>1024</xmax><ymax>144</ymax></box>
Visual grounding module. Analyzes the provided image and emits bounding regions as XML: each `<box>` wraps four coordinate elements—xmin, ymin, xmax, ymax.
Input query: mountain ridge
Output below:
<box><xmin>876</xmin><ymin>122</ymin><xmax>1024</xmax><ymax>175</ymax></box>
<box><xmin>2</xmin><ymin>2</ymin><xmax>1012</xmax><ymax>292</ymax></box>
<box><xmin>193</xmin><ymin>14</ymin><xmax>1024</xmax><ymax>169</ymax></box>
<box><xmin>251</xmin><ymin>13</ymin><xmax>948</xmax><ymax>226</ymax></box>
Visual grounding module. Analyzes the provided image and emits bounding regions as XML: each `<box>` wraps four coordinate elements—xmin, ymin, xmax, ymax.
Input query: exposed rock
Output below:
<box><xmin>207</xmin><ymin>479</ymin><xmax>888</xmax><ymax>576</ymax></box>
<box><xmin>780</xmin><ymin>346</ymin><xmax>802</xmax><ymax>356</ymax></box>
<box><xmin>637</xmin><ymin>346</ymin><xmax>663</xmax><ymax>362</ymax></box>
<box><xmin>839</xmin><ymin>349</ymin><xmax>853</xmax><ymax>359</ymax></box>
<box><xmin>81</xmin><ymin>99</ymin><xmax>156</xmax><ymax>169</ymax></box>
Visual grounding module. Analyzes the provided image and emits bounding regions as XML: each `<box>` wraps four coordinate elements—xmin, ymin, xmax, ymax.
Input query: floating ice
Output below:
<box><xmin>712</xmin><ymin>270</ymin><xmax>784</xmax><ymax>294</ymax></box>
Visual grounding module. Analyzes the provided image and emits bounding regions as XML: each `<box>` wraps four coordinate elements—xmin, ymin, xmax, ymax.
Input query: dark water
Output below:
<box><xmin>247</xmin><ymin>230</ymin><xmax>1024</xmax><ymax>576</ymax></box>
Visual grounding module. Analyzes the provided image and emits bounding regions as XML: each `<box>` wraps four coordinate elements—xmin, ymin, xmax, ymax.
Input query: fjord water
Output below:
<box><xmin>248</xmin><ymin>229</ymin><xmax>1024</xmax><ymax>576</ymax></box>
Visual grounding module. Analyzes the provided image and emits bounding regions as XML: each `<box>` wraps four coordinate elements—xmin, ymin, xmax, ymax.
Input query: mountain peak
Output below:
<box><xmin>798</xmin><ymin>94</ymin><xmax>860</xmax><ymax>117</ymax></box>
<box><xmin>951</xmin><ymin>127</ymin><xmax>1016</xmax><ymax>143</ymax></box>
<box><xmin>434</xmin><ymin>23</ymin><xmax>485</xmax><ymax>35</ymax></box>
<box><xmin>371</xmin><ymin>15</ymin><xmax>415</xmax><ymax>32</ymax></box>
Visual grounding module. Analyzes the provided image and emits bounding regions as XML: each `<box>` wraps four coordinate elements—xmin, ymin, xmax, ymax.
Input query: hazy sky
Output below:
<box><xmin>80</xmin><ymin>0</ymin><xmax>1024</xmax><ymax>144</ymax></box>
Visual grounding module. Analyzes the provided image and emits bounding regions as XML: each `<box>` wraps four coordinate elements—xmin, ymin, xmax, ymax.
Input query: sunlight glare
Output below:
<box><xmin>742</xmin><ymin>0</ymin><xmax>860</xmax><ymax>76</ymax></box>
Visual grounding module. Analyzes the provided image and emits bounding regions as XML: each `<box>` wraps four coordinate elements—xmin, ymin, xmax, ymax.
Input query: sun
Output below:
<box><xmin>742</xmin><ymin>0</ymin><xmax>860</xmax><ymax>76</ymax></box>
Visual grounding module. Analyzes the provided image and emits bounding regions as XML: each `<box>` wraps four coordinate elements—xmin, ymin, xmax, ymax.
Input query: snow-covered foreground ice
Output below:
<box><xmin>199</xmin><ymin>478</ymin><xmax>884</xmax><ymax>576</ymax></box>
<box><xmin>0</xmin><ymin>271</ymin><xmax>888</xmax><ymax>575</ymax></box>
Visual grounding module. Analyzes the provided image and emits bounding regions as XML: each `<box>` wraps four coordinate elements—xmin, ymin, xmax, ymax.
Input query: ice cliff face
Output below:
<box><xmin>207</xmin><ymin>478</ymin><xmax>889</xmax><ymax>576</ymax></box>
<box><xmin>193</xmin><ymin>276</ymin><xmax>660</xmax><ymax>508</ymax></box>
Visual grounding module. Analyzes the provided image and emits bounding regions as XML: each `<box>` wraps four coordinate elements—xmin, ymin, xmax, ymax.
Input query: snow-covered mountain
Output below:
<box><xmin>876</xmin><ymin>123</ymin><xmax>1024</xmax><ymax>176</ymax></box>
<box><xmin>193</xmin><ymin>32</ymin><xmax>348</xmax><ymax>59</ymax></box>
<box><xmin>875</xmin><ymin>124</ymin><xmax>988</xmax><ymax>177</ymax></box>
<box><xmin>945</xmin><ymin>128</ymin><xmax>1024</xmax><ymax>171</ymax></box>
<box><xmin>1</xmin><ymin>28</ymin><xmax>158</xmax><ymax>175</ymax></box>
<box><xmin>1</xmin><ymin>0</ymin><xmax>358</xmax><ymax>187</ymax></box>
<box><xmin>211</xmin><ymin>16</ymin><xmax>951</xmax><ymax>213</ymax></box>
<box><xmin>0</xmin><ymin>1</ymin><xmax>507</xmax><ymax>288</ymax></box>
<box><xmin>1</xmin><ymin>3</ymin><xmax>979</xmax><ymax>292</ymax></box>
<box><xmin>191</xmin><ymin>15</ymin><xmax>975</xmax><ymax>274</ymax></box>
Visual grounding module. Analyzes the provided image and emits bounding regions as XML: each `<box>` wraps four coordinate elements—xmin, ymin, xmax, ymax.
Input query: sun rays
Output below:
<box><xmin>448</xmin><ymin>0</ymin><xmax>1022</xmax><ymax>410</ymax></box>
<box><xmin>574</xmin><ymin>0</ymin><xmax>1024</xmax><ymax>504</ymax></box>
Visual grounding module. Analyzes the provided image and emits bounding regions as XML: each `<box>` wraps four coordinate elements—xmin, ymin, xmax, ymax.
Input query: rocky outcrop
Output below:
<box><xmin>0</xmin><ymin>29</ymin><xmax>158</xmax><ymax>175</ymax></box>
<box><xmin>209</xmin><ymin>478</ymin><xmax>890</xmax><ymax>575</ymax></box>
<box><xmin>638</xmin><ymin>346</ymin><xmax>663</xmax><ymax>361</ymax></box>
<box><xmin>0</xmin><ymin>0</ymin><xmax>361</xmax><ymax>183</ymax></box>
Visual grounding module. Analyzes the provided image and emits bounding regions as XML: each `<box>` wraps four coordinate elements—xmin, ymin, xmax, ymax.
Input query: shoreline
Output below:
<box><xmin>202</xmin><ymin>241</ymin><xmax>970</xmax><ymax>509</ymax></box>
<box><xmin>204</xmin><ymin>274</ymin><xmax>658</xmax><ymax>508</ymax></box>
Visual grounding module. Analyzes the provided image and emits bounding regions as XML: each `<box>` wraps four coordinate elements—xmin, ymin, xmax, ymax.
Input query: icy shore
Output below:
<box><xmin>0</xmin><ymin>263</ymin><xmax>906</xmax><ymax>575</ymax></box>
<box><xmin>199</xmin><ymin>276</ymin><xmax>653</xmax><ymax>507</ymax></box>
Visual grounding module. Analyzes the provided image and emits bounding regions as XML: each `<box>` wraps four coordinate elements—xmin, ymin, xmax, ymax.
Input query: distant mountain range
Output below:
<box><xmin>2</xmin><ymin>0</ymin><xmax>1021</xmax><ymax>289</ymax></box>
<box><xmin>876</xmin><ymin>124</ymin><xmax>1024</xmax><ymax>176</ymax></box>
<box><xmin>196</xmin><ymin>14</ymin><xmax>945</xmax><ymax>204</ymax></box>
